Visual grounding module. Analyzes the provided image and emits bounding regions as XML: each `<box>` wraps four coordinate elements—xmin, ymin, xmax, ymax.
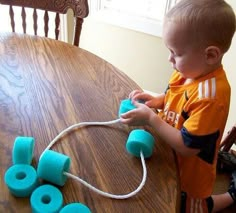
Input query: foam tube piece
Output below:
<box><xmin>118</xmin><ymin>99</ymin><xmax>136</xmax><ymax>116</ymax></box>
<box><xmin>12</xmin><ymin>136</ymin><xmax>35</xmax><ymax>165</ymax></box>
<box><xmin>126</xmin><ymin>129</ymin><xmax>155</xmax><ymax>158</ymax></box>
<box><xmin>4</xmin><ymin>164</ymin><xmax>38</xmax><ymax>197</ymax></box>
<box><xmin>60</xmin><ymin>203</ymin><xmax>91</xmax><ymax>213</ymax></box>
<box><xmin>37</xmin><ymin>150</ymin><xmax>71</xmax><ymax>186</ymax></box>
<box><xmin>30</xmin><ymin>184</ymin><xmax>63</xmax><ymax>213</ymax></box>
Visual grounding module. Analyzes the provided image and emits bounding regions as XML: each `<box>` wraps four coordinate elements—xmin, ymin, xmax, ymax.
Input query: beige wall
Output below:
<box><xmin>79</xmin><ymin>19</ymin><xmax>172</xmax><ymax>93</ymax></box>
<box><xmin>79</xmin><ymin>0</ymin><xmax>236</xmax><ymax>133</ymax></box>
<box><xmin>222</xmin><ymin>0</ymin><xmax>236</xmax><ymax>132</ymax></box>
<box><xmin>223</xmin><ymin>34</ymin><xmax>236</xmax><ymax>132</ymax></box>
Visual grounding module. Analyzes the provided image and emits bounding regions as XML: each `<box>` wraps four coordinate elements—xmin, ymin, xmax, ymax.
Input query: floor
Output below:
<box><xmin>213</xmin><ymin>172</ymin><xmax>236</xmax><ymax>212</ymax></box>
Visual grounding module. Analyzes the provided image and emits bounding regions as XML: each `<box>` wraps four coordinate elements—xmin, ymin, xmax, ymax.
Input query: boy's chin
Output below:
<box><xmin>176</xmin><ymin>69</ymin><xmax>183</xmax><ymax>75</ymax></box>
<box><xmin>178</xmin><ymin>71</ymin><xmax>188</xmax><ymax>78</ymax></box>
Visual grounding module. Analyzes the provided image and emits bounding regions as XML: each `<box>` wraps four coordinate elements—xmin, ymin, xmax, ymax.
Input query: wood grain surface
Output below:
<box><xmin>0</xmin><ymin>33</ymin><xmax>180</xmax><ymax>213</ymax></box>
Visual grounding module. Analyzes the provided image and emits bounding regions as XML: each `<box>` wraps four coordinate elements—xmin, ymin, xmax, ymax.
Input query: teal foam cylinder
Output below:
<box><xmin>118</xmin><ymin>99</ymin><xmax>136</xmax><ymax>117</ymax></box>
<box><xmin>12</xmin><ymin>136</ymin><xmax>35</xmax><ymax>165</ymax></box>
<box><xmin>60</xmin><ymin>203</ymin><xmax>91</xmax><ymax>213</ymax></box>
<box><xmin>37</xmin><ymin>150</ymin><xmax>71</xmax><ymax>186</ymax></box>
<box><xmin>30</xmin><ymin>184</ymin><xmax>63</xmax><ymax>213</ymax></box>
<box><xmin>4</xmin><ymin>164</ymin><xmax>38</xmax><ymax>197</ymax></box>
<box><xmin>126</xmin><ymin>129</ymin><xmax>155</xmax><ymax>158</ymax></box>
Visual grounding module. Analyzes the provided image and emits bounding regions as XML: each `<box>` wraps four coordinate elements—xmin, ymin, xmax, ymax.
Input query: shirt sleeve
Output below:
<box><xmin>180</xmin><ymin>99</ymin><xmax>226</xmax><ymax>164</ymax></box>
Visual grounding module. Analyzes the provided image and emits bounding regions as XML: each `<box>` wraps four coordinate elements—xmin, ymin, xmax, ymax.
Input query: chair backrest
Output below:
<box><xmin>220</xmin><ymin>125</ymin><xmax>236</xmax><ymax>152</ymax></box>
<box><xmin>0</xmin><ymin>0</ymin><xmax>89</xmax><ymax>46</ymax></box>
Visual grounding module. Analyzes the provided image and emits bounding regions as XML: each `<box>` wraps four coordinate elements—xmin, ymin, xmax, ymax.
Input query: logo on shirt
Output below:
<box><xmin>163</xmin><ymin>103</ymin><xmax>180</xmax><ymax>127</ymax></box>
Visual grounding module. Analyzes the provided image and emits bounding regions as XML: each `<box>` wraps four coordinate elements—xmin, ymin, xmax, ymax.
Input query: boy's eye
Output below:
<box><xmin>170</xmin><ymin>49</ymin><xmax>176</xmax><ymax>54</ymax></box>
<box><xmin>170</xmin><ymin>50</ymin><xmax>177</xmax><ymax>56</ymax></box>
<box><xmin>172</xmin><ymin>51</ymin><xmax>182</xmax><ymax>57</ymax></box>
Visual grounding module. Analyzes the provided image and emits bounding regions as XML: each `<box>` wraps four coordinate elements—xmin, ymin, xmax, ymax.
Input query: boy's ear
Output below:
<box><xmin>205</xmin><ymin>46</ymin><xmax>222</xmax><ymax>65</ymax></box>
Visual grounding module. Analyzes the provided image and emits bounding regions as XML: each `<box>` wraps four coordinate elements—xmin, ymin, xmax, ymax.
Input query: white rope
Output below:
<box><xmin>41</xmin><ymin>118</ymin><xmax>147</xmax><ymax>199</ymax></box>
<box><xmin>64</xmin><ymin>151</ymin><xmax>146</xmax><ymax>199</ymax></box>
<box><xmin>40</xmin><ymin>119</ymin><xmax>121</xmax><ymax>159</ymax></box>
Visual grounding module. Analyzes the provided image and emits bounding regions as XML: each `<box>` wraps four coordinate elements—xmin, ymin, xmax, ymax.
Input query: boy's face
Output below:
<box><xmin>163</xmin><ymin>20</ymin><xmax>208</xmax><ymax>80</ymax></box>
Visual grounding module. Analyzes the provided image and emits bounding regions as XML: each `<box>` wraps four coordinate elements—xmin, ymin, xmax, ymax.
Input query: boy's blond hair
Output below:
<box><xmin>165</xmin><ymin>0</ymin><xmax>236</xmax><ymax>53</ymax></box>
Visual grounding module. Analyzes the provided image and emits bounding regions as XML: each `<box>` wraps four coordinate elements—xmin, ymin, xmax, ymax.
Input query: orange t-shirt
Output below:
<box><xmin>158</xmin><ymin>66</ymin><xmax>230</xmax><ymax>198</ymax></box>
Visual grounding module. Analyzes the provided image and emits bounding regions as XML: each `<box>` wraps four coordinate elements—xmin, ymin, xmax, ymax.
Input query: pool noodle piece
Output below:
<box><xmin>4</xmin><ymin>164</ymin><xmax>39</xmax><ymax>197</ymax></box>
<box><xmin>126</xmin><ymin>129</ymin><xmax>155</xmax><ymax>158</ymax></box>
<box><xmin>60</xmin><ymin>203</ymin><xmax>91</xmax><ymax>213</ymax></box>
<box><xmin>118</xmin><ymin>99</ymin><xmax>136</xmax><ymax>116</ymax></box>
<box><xmin>12</xmin><ymin>136</ymin><xmax>35</xmax><ymax>165</ymax></box>
<box><xmin>37</xmin><ymin>150</ymin><xmax>71</xmax><ymax>186</ymax></box>
<box><xmin>30</xmin><ymin>184</ymin><xmax>63</xmax><ymax>213</ymax></box>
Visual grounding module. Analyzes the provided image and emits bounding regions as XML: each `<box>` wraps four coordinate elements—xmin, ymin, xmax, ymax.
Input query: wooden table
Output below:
<box><xmin>0</xmin><ymin>33</ymin><xmax>180</xmax><ymax>213</ymax></box>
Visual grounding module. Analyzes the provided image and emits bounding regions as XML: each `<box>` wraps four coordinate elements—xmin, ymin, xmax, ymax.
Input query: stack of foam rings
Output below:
<box><xmin>4</xmin><ymin>99</ymin><xmax>155</xmax><ymax>212</ymax></box>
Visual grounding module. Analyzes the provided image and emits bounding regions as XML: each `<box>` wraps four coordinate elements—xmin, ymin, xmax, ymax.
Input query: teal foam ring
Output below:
<box><xmin>12</xmin><ymin>136</ymin><xmax>35</xmax><ymax>165</ymax></box>
<box><xmin>126</xmin><ymin>129</ymin><xmax>155</xmax><ymax>158</ymax></box>
<box><xmin>30</xmin><ymin>184</ymin><xmax>63</xmax><ymax>213</ymax></box>
<box><xmin>60</xmin><ymin>203</ymin><xmax>91</xmax><ymax>213</ymax></box>
<box><xmin>118</xmin><ymin>99</ymin><xmax>136</xmax><ymax>117</ymax></box>
<box><xmin>37</xmin><ymin>150</ymin><xmax>71</xmax><ymax>186</ymax></box>
<box><xmin>4</xmin><ymin>164</ymin><xmax>39</xmax><ymax>197</ymax></box>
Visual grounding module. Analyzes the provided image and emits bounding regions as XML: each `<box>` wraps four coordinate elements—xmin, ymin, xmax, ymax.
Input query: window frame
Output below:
<box><xmin>88</xmin><ymin>0</ymin><xmax>177</xmax><ymax>37</ymax></box>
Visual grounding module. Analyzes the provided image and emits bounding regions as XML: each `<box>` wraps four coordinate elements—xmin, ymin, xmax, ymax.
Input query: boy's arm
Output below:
<box><xmin>145</xmin><ymin>92</ymin><xmax>165</xmax><ymax>109</ymax></box>
<box><xmin>149</xmin><ymin>113</ymin><xmax>200</xmax><ymax>156</ymax></box>
<box><xmin>121</xmin><ymin>101</ymin><xmax>200</xmax><ymax>157</ymax></box>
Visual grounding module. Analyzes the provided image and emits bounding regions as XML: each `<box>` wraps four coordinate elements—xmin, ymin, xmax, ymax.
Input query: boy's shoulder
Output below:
<box><xmin>168</xmin><ymin>67</ymin><xmax>230</xmax><ymax>101</ymax></box>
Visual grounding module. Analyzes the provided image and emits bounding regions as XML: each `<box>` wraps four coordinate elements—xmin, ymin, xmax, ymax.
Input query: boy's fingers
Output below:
<box><xmin>132</xmin><ymin>100</ymin><xmax>143</xmax><ymax>108</ymax></box>
<box><xmin>120</xmin><ymin>111</ymin><xmax>132</xmax><ymax>119</ymax></box>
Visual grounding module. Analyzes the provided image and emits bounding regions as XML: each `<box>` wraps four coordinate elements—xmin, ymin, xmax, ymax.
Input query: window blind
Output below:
<box><xmin>88</xmin><ymin>0</ymin><xmax>177</xmax><ymax>36</ymax></box>
<box><xmin>100</xmin><ymin>0</ymin><xmax>167</xmax><ymax>21</ymax></box>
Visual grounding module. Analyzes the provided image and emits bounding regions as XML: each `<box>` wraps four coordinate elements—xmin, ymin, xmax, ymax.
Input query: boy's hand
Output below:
<box><xmin>120</xmin><ymin>101</ymin><xmax>156</xmax><ymax>126</ymax></box>
<box><xmin>129</xmin><ymin>90</ymin><xmax>164</xmax><ymax>109</ymax></box>
<box><xmin>128</xmin><ymin>90</ymin><xmax>142</xmax><ymax>98</ymax></box>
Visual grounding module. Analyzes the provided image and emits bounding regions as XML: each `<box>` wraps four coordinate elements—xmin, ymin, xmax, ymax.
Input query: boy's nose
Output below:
<box><xmin>168</xmin><ymin>54</ymin><xmax>175</xmax><ymax>64</ymax></box>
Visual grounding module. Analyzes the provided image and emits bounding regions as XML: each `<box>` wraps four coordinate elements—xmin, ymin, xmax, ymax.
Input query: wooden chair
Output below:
<box><xmin>0</xmin><ymin>0</ymin><xmax>89</xmax><ymax>46</ymax></box>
